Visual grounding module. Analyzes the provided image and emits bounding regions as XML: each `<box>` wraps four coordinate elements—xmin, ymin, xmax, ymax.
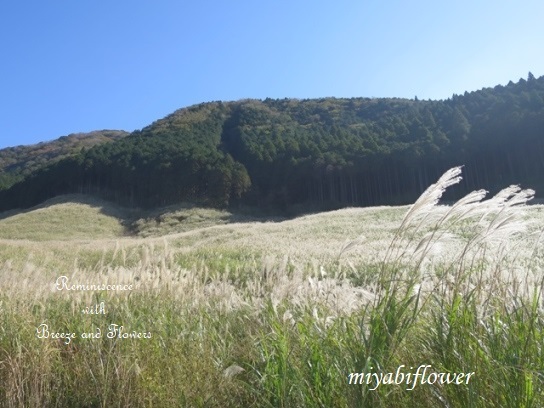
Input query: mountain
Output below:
<box><xmin>0</xmin><ymin>130</ymin><xmax>128</xmax><ymax>190</ymax></box>
<box><xmin>1</xmin><ymin>74</ymin><xmax>543</xmax><ymax>213</ymax></box>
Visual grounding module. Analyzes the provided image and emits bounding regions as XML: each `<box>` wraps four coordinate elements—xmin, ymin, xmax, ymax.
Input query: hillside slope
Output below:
<box><xmin>0</xmin><ymin>130</ymin><xmax>128</xmax><ymax>190</ymax></box>
<box><xmin>1</xmin><ymin>75</ymin><xmax>543</xmax><ymax>212</ymax></box>
<box><xmin>0</xmin><ymin>194</ymin><xmax>130</xmax><ymax>241</ymax></box>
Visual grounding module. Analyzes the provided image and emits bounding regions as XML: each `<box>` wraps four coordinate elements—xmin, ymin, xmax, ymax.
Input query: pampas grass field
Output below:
<box><xmin>1</xmin><ymin>167</ymin><xmax>543</xmax><ymax>407</ymax></box>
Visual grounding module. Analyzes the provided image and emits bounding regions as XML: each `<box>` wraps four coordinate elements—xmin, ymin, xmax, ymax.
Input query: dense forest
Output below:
<box><xmin>1</xmin><ymin>74</ymin><xmax>543</xmax><ymax>213</ymax></box>
<box><xmin>0</xmin><ymin>130</ymin><xmax>128</xmax><ymax>191</ymax></box>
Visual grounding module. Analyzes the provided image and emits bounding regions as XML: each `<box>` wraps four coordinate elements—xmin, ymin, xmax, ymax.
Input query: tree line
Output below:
<box><xmin>1</xmin><ymin>73</ymin><xmax>543</xmax><ymax>213</ymax></box>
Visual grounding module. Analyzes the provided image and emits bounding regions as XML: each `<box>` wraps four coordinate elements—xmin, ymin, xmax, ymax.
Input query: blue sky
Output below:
<box><xmin>1</xmin><ymin>1</ymin><xmax>543</xmax><ymax>149</ymax></box>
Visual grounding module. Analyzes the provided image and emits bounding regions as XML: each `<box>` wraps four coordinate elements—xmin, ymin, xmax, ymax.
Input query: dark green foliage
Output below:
<box><xmin>0</xmin><ymin>130</ymin><xmax>128</xmax><ymax>191</ymax></box>
<box><xmin>2</xmin><ymin>76</ymin><xmax>544</xmax><ymax>212</ymax></box>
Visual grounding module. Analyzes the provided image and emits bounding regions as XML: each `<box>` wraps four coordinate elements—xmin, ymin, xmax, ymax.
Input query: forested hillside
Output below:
<box><xmin>1</xmin><ymin>74</ymin><xmax>543</xmax><ymax>213</ymax></box>
<box><xmin>0</xmin><ymin>130</ymin><xmax>128</xmax><ymax>190</ymax></box>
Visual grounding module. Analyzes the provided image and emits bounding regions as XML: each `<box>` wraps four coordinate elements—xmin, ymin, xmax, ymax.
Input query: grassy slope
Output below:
<box><xmin>0</xmin><ymin>194</ymin><xmax>128</xmax><ymax>241</ymax></box>
<box><xmin>1</xmin><ymin>194</ymin><xmax>543</xmax><ymax>271</ymax></box>
<box><xmin>1</xmin><ymin>188</ymin><xmax>544</xmax><ymax>406</ymax></box>
<box><xmin>0</xmin><ymin>195</ymin><xmax>410</xmax><ymax>273</ymax></box>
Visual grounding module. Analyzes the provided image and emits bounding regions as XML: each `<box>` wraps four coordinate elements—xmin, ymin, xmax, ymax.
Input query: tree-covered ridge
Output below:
<box><xmin>0</xmin><ymin>130</ymin><xmax>128</xmax><ymax>190</ymax></box>
<box><xmin>1</xmin><ymin>74</ymin><xmax>543</xmax><ymax>213</ymax></box>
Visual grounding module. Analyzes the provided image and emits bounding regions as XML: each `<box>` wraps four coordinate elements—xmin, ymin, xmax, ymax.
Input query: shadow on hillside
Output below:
<box><xmin>0</xmin><ymin>194</ymin><xmax>290</xmax><ymax>237</ymax></box>
<box><xmin>0</xmin><ymin>194</ymin><xmax>138</xmax><ymax>230</ymax></box>
<box><xmin>126</xmin><ymin>202</ymin><xmax>290</xmax><ymax>237</ymax></box>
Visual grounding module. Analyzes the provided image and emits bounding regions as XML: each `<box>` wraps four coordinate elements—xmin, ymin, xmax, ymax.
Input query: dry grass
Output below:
<box><xmin>0</xmin><ymin>194</ymin><xmax>127</xmax><ymax>241</ymax></box>
<box><xmin>1</xmin><ymin>170</ymin><xmax>544</xmax><ymax>406</ymax></box>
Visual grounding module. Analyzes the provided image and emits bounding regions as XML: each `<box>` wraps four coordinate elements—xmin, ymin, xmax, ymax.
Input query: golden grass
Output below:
<box><xmin>1</xmin><ymin>192</ymin><xmax>543</xmax><ymax>276</ymax></box>
<box><xmin>1</xmin><ymin>170</ymin><xmax>544</xmax><ymax>406</ymax></box>
<box><xmin>0</xmin><ymin>194</ymin><xmax>127</xmax><ymax>241</ymax></box>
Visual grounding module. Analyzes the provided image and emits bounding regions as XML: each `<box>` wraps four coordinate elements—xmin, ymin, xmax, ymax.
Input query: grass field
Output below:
<box><xmin>1</xmin><ymin>168</ymin><xmax>544</xmax><ymax>407</ymax></box>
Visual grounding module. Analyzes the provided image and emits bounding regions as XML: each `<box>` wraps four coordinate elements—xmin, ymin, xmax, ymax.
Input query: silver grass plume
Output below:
<box><xmin>384</xmin><ymin>167</ymin><xmax>535</xmax><ymax>280</ymax></box>
<box><xmin>475</xmin><ymin>185</ymin><xmax>535</xmax><ymax>246</ymax></box>
<box><xmin>384</xmin><ymin>166</ymin><xmax>463</xmax><ymax>265</ymax></box>
<box><xmin>399</xmin><ymin>166</ymin><xmax>463</xmax><ymax>230</ymax></box>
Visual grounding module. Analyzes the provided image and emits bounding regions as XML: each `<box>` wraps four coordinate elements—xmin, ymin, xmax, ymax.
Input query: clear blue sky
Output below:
<box><xmin>1</xmin><ymin>1</ymin><xmax>543</xmax><ymax>149</ymax></box>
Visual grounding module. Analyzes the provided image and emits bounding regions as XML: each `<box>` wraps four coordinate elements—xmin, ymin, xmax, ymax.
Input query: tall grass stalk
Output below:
<box><xmin>1</xmin><ymin>167</ymin><xmax>543</xmax><ymax>406</ymax></box>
